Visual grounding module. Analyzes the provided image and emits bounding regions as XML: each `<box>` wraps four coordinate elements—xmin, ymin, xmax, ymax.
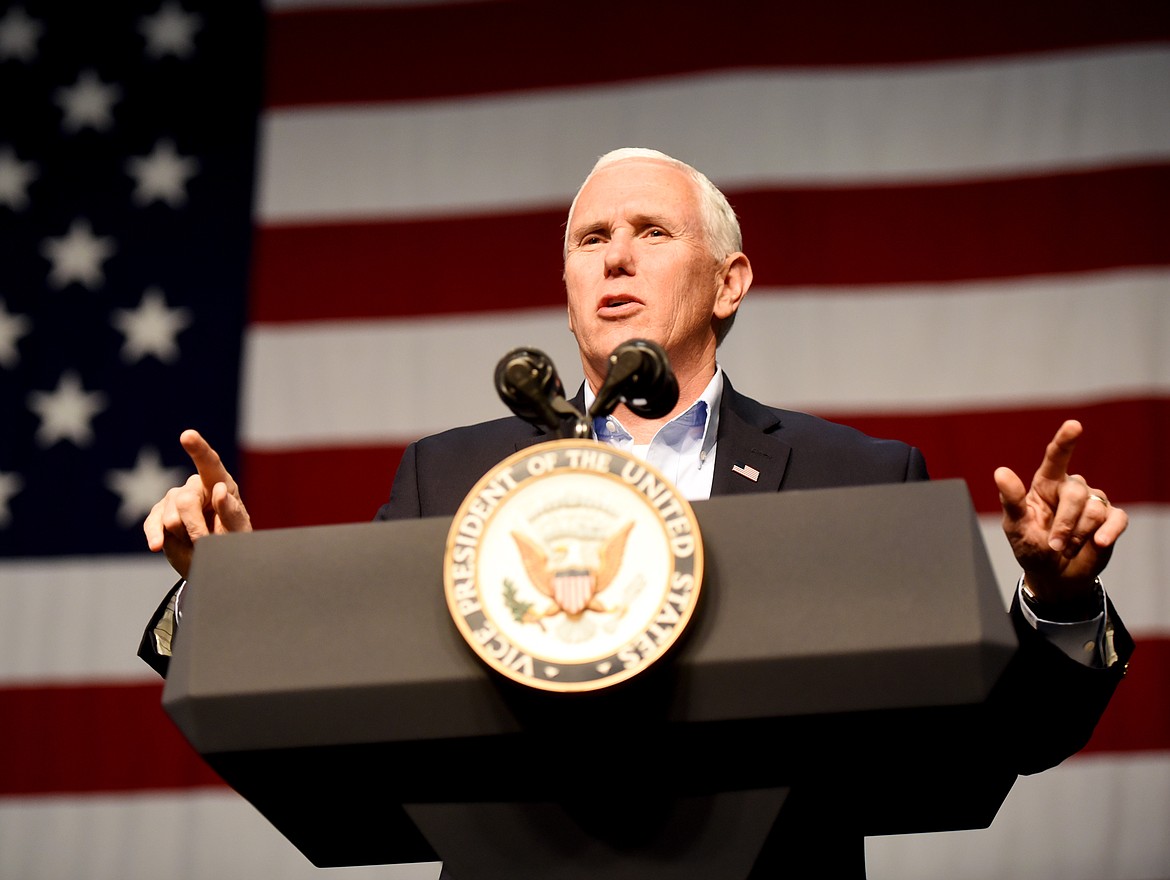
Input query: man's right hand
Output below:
<box><xmin>144</xmin><ymin>429</ymin><xmax>252</xmax><ymax>579</ymax></box>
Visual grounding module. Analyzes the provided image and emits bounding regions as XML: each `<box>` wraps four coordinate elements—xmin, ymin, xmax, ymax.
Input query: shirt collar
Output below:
<box><xmin>585</xmin><ymin>365</ymin><xmax>723</xmax><ymax>461</ymax></box>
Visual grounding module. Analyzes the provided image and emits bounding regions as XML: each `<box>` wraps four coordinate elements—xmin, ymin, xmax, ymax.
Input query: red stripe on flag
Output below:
<box><xmin>832</xmin><ymin>396</ymin><xmax>1170</xmax><ymax>514</ymax></box>
<box><xmin>737</xmin><ymin>165</ymin><xmax>1170</xmax><ymax>288</ymax></box>
<box><xmin>265</xmin><ymin>2</ymin><xmax>1170</xmax><ymax>108</ymax></box>
<box><xmin>239</xmin><ymin>444</ymin><xmax>406</xmax><ymax>529</ymax></box>
<box><xmin>0</xmin><ymin>683</ymin><xmax>223</xmax><ymax>796</ymax></box>
<box><xmin>250</xmin><ymin>210</ymin><xmax>566</xmax><ymax>324</ymax></box>
<box><xmin>249</xmin><ymin>166</ymin><xmax>1170</xmax><ymax>324</ymax></box>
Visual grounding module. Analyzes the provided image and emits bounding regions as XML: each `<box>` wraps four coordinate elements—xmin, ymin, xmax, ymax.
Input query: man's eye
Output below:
<box><xmin>581</xmin><ymin>234</ymin><xmax>602</xmax><ymax>245</ymax></box>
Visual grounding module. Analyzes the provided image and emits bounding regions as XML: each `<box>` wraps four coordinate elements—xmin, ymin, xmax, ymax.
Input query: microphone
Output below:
<box><xmin>588</xmin><ymin>339</ymin><xmax>679</xmax><ymax>421</ymax></box>
<box><xmin>495</xmin><ymin>348</ymin><xmax>588</xmax><ymax>436</ymax></box>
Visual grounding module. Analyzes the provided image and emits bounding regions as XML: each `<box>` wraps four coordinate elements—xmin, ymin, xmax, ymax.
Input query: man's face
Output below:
<box><xmin>564</xmin><ymin>159</ymin><xmax>731</xmax><ymax>384</ymax></box>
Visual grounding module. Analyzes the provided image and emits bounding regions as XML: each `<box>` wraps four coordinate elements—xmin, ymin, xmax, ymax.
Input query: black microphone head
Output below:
<box><xmin>618</xmin><ymin>339</ymin><xmax>679</xmax><ymax>418</ymax></box>
<box><xmin>589</xmin><ymin>339</ymin><xmax>679</xmax><ymax>420</ymax></box>
<box><xmin>494</xmin><ymin>347</ymin><xmax>567</xmax><ymax>428</ymax></box>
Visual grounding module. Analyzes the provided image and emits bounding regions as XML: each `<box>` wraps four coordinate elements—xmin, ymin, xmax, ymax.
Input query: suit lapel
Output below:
<box><xmin>709</xmin><ymin>379</ymin><xmax>792</xmax><ymax>496</ymax></box>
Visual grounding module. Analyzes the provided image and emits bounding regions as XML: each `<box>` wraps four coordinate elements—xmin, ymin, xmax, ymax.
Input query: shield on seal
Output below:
<box><xmin>553</xmin><ymin>568</ymin><xmax>595</xmax><ymax>615</ymax></box>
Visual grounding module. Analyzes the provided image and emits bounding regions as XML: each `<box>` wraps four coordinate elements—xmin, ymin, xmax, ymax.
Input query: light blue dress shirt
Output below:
<box><xmin>586</xmin><ymin>367</ymin><xmax>723</xmax><ymax>502</ymax></box>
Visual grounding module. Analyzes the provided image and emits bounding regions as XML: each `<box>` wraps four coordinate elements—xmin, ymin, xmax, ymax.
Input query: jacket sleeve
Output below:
<box><xmin>375</xmin><ymin>441</ymin><xmax>422</xmax><ymax>520</ymax></box>
<box><xmin>998</xmin><ymin>591</ymin><xmax>1134</xmax><ymax>774</ymax></box>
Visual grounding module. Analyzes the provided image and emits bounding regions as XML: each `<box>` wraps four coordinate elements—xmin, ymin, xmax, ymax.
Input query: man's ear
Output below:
<box><xmin>714</xmin><ymin>252</ymin><xmax>752</xmax><ymax>320</ymax></box>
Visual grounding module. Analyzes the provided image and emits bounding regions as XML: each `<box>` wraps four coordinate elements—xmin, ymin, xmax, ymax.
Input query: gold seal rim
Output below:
<box><xmin>442</xmin><ymin>438</ymin><xmax>704</xmax><ymax>693</ymax></box>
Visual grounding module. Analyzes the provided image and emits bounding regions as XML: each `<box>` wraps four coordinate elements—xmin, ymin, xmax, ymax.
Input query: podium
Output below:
<box><xmin>163</xmin><ymin>479</ymin><xmax>1019</xmax><ymax>878</ymax></box>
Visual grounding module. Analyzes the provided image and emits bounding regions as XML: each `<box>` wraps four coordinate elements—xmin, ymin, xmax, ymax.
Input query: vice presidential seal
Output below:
<box><xmin>443</xmin><ymin>439</ymin><xmax>703</xmax><ymax>692</ymax></box>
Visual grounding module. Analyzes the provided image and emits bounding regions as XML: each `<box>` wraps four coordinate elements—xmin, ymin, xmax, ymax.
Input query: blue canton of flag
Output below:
<box><xmin>0</xmin><ymin>1</ymin><xmax>262</xmax><ymax>557</ymax></box>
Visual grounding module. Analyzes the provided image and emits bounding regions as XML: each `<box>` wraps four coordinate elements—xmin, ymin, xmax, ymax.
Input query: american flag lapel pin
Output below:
<box><xmin>731</xmin><ymin>461</ymin><xmax>760</xmax><ymax>482</ymax></box>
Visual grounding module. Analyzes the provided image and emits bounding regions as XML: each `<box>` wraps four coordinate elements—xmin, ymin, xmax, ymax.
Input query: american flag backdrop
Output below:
<box><xmin>1</xmin><ymin>1</ymin><xmax>1168</xmax><ymax>879</ymax></box>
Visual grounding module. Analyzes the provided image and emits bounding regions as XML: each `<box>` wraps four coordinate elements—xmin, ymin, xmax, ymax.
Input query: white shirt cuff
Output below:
<box><xmin>1016</xmin><ymin>575</ymin><xmax>1113</xmax><ymax>668</ymax></box>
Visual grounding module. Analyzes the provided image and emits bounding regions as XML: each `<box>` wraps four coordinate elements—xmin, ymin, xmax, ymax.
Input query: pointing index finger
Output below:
<box><xmin>179</xmin><ymin>429</ymin><xmax>232</xmax><ymax>492</ymax></box>
<box><xmin>1034</xmin><ymin>419</ymin><xmax>1083</xmax><ymax>485</ymax></box>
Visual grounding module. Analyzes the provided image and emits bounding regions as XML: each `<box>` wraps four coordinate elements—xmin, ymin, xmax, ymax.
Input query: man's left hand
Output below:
<box><xmin>994</xmin><ymin>420</ymin><xmax>1128</xmax><ymax>606</ymax></box>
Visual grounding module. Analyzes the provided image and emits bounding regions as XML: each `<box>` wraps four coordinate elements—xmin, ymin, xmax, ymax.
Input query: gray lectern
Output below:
<box><xmin>163</xmin><ymin>479</ymin><xmax>1019</xmax><ymax>879</ymax></box>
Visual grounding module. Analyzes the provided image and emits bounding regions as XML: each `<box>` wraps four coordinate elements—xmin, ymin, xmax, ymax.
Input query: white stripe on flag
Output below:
<box><xmin>257</xmin><ymin>46</ymin><xmax>1170</xmax><ymax>222</ymax></box>
<box><xmin>866</xmin><ymin>752</ymin><xmax>1170</xmax><ymax>880</ymax></box>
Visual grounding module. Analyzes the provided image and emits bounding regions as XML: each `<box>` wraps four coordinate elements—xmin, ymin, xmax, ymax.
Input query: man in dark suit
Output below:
<box><xmin>141</xmin><ymin>148</ymin><xmax>1132</xmax><ymax>876</ymax></box>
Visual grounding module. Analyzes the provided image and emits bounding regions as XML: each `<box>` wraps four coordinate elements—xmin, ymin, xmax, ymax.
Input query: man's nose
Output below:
<box><xmin>603</xmin><ymin>233</ymin><xmax>634</xmax><ymax>276</ymax></box>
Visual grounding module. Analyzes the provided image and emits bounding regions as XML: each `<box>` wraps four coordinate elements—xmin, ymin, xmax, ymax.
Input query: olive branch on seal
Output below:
<box><xmin>503</xmin><ymin>578</ymin><xmax>545</xmax><ymax>630</ymax></box>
